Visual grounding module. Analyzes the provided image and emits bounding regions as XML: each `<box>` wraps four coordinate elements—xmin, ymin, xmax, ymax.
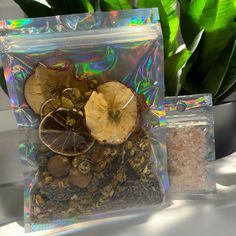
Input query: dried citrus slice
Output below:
<box><xmin>84</xmin><ymin>81</ymin><xmax>138</xmax><ymax>144</ymax></box>
<box><xmin>40</xmin><ymin>98</ymin><xmax>61</xmax><ymax>119</ymax></box>
<box><xmin>39</xmin><ymin>108</ymin><xmax>94</xmax><ymax>156</ymax></box>
<box><xmin>24</xmin><ymin>63</ymin><xmax>85</xmax><ymax>114</ymax></box>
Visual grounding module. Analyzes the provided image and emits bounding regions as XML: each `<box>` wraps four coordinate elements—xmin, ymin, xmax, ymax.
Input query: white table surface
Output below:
<box><xmin>0</xmin><ymin>90</ymin><xmax>236</xmax><ymax>236</ymax></box>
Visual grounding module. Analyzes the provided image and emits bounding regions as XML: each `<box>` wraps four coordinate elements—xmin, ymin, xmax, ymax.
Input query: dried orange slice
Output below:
<box><xmin>39</xmin><ymin>108</ymin><xmax>94</xmax><ymax>156</ymax></box>
<box><xmin>24</xmin><ymin>63</ymin><xmax>85</xmax><ymax>114</ymax></box>
<box><xmin>40</xmin><ymin>98</ymin><xmax>61</xmax><ymax>119</ymax></box>
<box><xmin>84</xmin><ymin>81</ymin><xmax>138</xmax><ymax>144</ymax></box>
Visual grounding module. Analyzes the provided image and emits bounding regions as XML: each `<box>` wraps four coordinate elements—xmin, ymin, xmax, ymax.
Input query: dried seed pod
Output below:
<box><xmin>69</xmin><ymin>168</ymin><xmax>92</xmax><ymax>188</ymax></box>
<box><xmin>24</xmin><ymin>63</ymin><xmax>81</xmax><ymax>114</ymax></box>
<box><xmin>78</xmin><ymin>160</ymin><xmax>91</xmax><ymax>174</ymax></box>
<box><xmin>84</xmin><ymin>81</ymin><xmax>138</xmax><ymax>144</ymax></box>
<box><xmin>39</xmin><ymin>108</ymin><xmax>94</xmax><ymax>156</ymax></box>
<box><xmin>47</xmin><ymin>155</ymin><xmax>71</xmax><ymax>178</ymax></box>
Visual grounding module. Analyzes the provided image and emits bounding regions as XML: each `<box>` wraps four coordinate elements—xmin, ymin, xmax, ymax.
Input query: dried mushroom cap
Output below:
<box><xmin>24</xmin><ymin>63</ymin><xmax>84</xmax><ymax>114</ymax></box>
<box><xmin>39</xmin><ymin>108</ymin><xmax>94</xmax><ymax>156</ymax></box>
<box><xmin>84</xmin><ymin>81</ymin><xmax>138</xmax><ymax>144</ymax></box>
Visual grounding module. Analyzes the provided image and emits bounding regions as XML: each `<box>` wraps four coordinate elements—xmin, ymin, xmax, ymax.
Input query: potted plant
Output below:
<box><xmin>1</xmin><ymin>0</ymin><xmax>235</xmax><ymax>158</ymax></box>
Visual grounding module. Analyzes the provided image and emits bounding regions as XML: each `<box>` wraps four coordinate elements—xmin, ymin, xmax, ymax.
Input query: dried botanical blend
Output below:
<box><xmin>0</xmin><ymin>9</ymin><xmax>169</xmax><ymax>232</ymax></box>
<box><xmin>165</xmin><ymin>94</ymin><xmax>216</xmax><ymax>196</ymax></box>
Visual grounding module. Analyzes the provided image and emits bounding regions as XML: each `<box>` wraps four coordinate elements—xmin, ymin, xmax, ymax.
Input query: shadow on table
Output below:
<box><xmin>0</xmin><ymin>182</ymin><xmax>24</xmax><ymax>227</ymax></box>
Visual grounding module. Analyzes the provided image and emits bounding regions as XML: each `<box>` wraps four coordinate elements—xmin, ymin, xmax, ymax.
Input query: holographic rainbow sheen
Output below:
<box><xmin>165</xmin><ymin>94</ymin><xmax>212</xmax><ymax>112</ymax></box>
<box><xmin>130</xmin><ymin>16</ymin><xmax>145</xmax><ymax>26</ymax></box>
<box><xmin>0</xmin><ymin>9</ymin><xmax>168</xmax><ymax>233</ymax></box>
<box><xmin>6</xmin><ymin>18</ymin><xmax>33</xmax><ymax>30</ymax></box>
<box><xmin>1</xmin><ymin>9</ymin><xmax>160</xmax><ymax>35</ymax></box>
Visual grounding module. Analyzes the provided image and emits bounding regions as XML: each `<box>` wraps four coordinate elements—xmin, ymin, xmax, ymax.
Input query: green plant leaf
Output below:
<box><xmin>46</xmin><ymin>0</ymin><xmax>94</xmax><ymax>14</ymax></box>
<box><xmin>165</xmin><ymin>48</ymin><xmax>192</xmax><ymax>95</ymax></box>
<box><xmin>180</xmin><ymin>0</ymin><xmax>236</xmax><ymax>72</ymax></box>
<box><xmin>178</xmin><ymin>0</ymin><xmax>190</xmax><ymax>13</ymax></box>
<box><xmin>188</xmin><ymin>0</ymin><xmax>207</xmax><ymax>22</ymax></box>
<box><xmin>137</xmin><ymin>0</ymin><xmax>179</xmax><ymax>58</ymax></box>
<box><xmin>215</xmin><ymin>83</ymin><xmax>236</xmax><ymax>103</ymax></box>
<box><xmin>100</xmin><ymin>0</ymin><xmax>133</xmax><ymax>11</ymax></box>
<box><xmin>201</xmin><ymin>38</ymin><xmax>236</xmax><ymax>96</ymax></box>
<box><xmin>179</xmin><ymin>0</ymin><xmax>201</xmax><ymax>47</ymax></box>
<box><xmin>165</xmin><ymin>29</ymin><xmax>204</xmax><ymax>95</ymax></box>
<box><xmin>72</xmin><ymin>0</ymin><xmax>94</xmax><ymax>13</ymax></box>
<box><xmin>193</xmin><ymin>0</ymin><xmax>236</xmax><ymax>32</ymax></box>
<box><xmin>82</xmin><ymin>0</ymin><xmax>94</xmax><ymax>12</ymax></box>
<box><xmin>216</xmin><ymin>45</ymin><xmax>236</xmax><ymax>101</ymax></box>
<box><xmin>46</xmin><ymin>0</ymin><xmax>63</xmax><ymax>14</ymax></box>
<box><xmin>14</xmin><ymin>0</ymin><xmax>53</xmax><ymax>17</ymax></box>
<box><xmin>200</xmin><ymin>24</ymin><xmax>236</xmax><ymax>75</ymax></box>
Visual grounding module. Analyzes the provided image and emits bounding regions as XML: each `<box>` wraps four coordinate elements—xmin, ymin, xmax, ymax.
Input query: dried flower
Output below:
<box><xmin>78</xmin><ymin>160</ymin><xmax>91</xmax><ymax>174</ymax></box>
<box><xmin>60</xmin><ymin>87</ymin><xmax>87</xmax><ymax>110</ymax></box>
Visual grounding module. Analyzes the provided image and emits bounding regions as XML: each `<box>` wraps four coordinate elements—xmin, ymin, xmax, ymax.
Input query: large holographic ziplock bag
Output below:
<box><xmin>0</xmin><ymin>9</ymin><xmax>169</xmax><ymax>232</ymax></box>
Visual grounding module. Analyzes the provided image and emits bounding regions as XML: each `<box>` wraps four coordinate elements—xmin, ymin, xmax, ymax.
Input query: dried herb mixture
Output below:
<box><xmin>25</xmin><ymin>63</ymin><xmax>164</xmax><ymax>223</ymax></box>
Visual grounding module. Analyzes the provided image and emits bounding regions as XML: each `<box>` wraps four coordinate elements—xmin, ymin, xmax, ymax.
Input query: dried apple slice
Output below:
<box><xmin>24</xmin><ymin>63</ymin><xmax>85</xmax><ymax>114</ymax></box>
<box><xmin>39</xmin><ymin>108</ymin><xmax>94</xmax><ymax>156</ymax></box>
<box><xmin>84</xmin><ymin>81</ymin><xmax>138</xmax><ymax>144</ymax></box>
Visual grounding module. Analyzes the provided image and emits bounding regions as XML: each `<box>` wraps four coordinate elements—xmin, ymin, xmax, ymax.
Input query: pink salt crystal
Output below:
<box><xmin>167</xmin><ymin>126</ymin><xmax>209</xmax><ymax>192</ymax></box>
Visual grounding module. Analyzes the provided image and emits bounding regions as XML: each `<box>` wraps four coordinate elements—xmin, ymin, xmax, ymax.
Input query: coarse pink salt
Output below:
<box><xmin>167</xmin><ymin>126</ymin><xmax>210</xmax><ymax>192</ymax></box>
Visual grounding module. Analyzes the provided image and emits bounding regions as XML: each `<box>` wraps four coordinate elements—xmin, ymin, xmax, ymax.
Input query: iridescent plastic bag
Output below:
<box><xmin>165</xmin><ymin>94</ymin><xmax>216</xmax><ymax>197</ymax></box>
<box><xmin>1</xmin><ymin>9</ymin><xmax>169</xmax><ymax>232</ymax></box>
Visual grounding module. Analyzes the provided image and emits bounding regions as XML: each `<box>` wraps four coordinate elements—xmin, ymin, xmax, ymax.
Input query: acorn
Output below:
<box><xmin>47</xmin><ymin>155</ymin><xmax>71</xmax><ymax>178</ymax></box>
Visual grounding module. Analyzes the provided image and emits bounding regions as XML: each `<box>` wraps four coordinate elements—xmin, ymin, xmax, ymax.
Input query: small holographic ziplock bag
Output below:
<box><xmin>0</xmin><ymin>9</ymin><xmax>169</xmax><ymax>233</ymax></box>
<box><xmin>165</xmin><ymin>94</ymin><xmax>216</xmax><ymax>198</ymax></box>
